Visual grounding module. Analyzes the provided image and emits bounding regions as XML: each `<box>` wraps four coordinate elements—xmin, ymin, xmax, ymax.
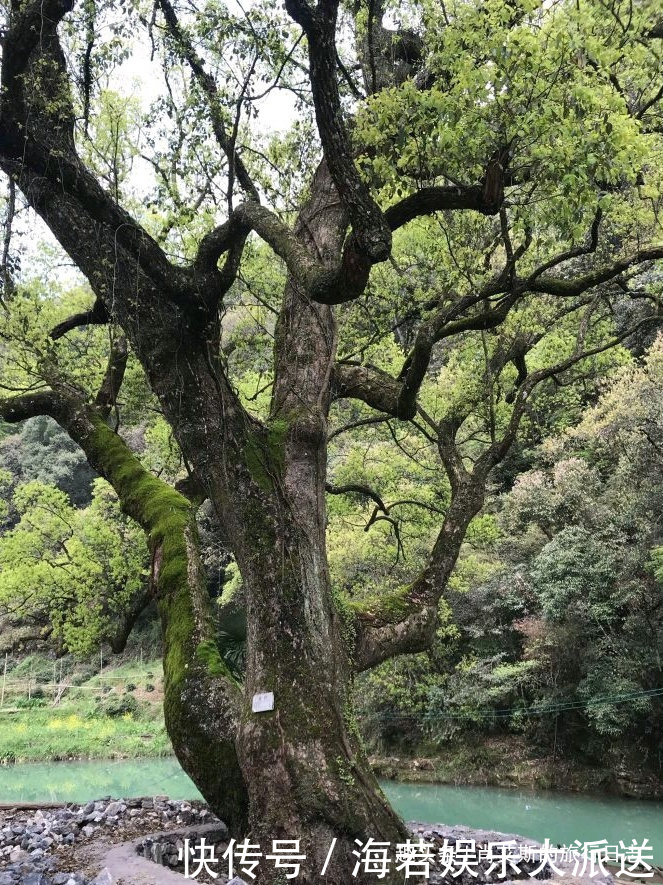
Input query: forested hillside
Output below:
<box><xmin>357</xmin><ymin>339</ymin><xmax>663</xmax><ymax>784</ymax></box>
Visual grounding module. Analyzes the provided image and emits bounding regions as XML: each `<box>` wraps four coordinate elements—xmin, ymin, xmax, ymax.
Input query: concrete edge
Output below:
<box><xmin>100</xmin><ymin>822</ymin><xmax>225</xmax><ymax>884</ymax></box>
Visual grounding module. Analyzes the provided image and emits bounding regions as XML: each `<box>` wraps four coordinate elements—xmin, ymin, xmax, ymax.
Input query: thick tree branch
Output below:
<box><xmin>50</xmin><ymin>298</ymin><xmax>110</xmax><ymax>341</ymax></box>
<box><xmin>333</xmin><ymin>288</ymin><xmax>521</xmax><ymax>420</ymax></box>
<box><xmin>333</xmin><ymin>363</ymin><xmax>405</xmax><ymax>416</ymax></box>
<box><xmin>107</xmin><ymin>587</ymin><xmax>151</xmax><ymax>655</ymax></box>
<box><xmin>0</xmin><ymin>390</ymin><xmax>65</xmax><ymax>424</ymax></box>
<box><xmin>384</xmin><ymin>184</ymin><xmax>504</xmax><ymax>228</ymax></box>
<box><xmin>1</xmin><ymin>0</ymin><xmax>74</xmax><ymax>84</ymax></box>
<box><xmin>285</xmin><ymin>0</ymin><xmax>392</xmax><ymax>263</ymax></box>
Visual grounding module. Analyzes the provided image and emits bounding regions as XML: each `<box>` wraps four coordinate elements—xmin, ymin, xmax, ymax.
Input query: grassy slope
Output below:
<box><xmin>0</xmin><ymin>656</ymin><xmax>171</xmax><ymax>763</ymax></box>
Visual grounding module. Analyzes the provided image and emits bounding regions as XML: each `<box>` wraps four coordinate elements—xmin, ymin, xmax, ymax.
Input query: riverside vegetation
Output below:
<box><xmin>0</xmin><ymin>653</ymin><xmax>169</xmax><ymax>764</ymax></box>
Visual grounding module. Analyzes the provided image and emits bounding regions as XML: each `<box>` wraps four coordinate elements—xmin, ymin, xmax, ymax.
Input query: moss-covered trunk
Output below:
<box><xmin>232</xmin><ymin>499</ymin><xmax>407</xmax><ymax>884</ymax></box>
<box><xmin>20</xmin><ymin>395</ymin><xmax>250</xmax><ymax>836</ymax></box>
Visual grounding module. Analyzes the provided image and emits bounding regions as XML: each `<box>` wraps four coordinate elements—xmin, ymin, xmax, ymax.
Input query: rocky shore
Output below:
<box><xmin>0</xmin><ymin>796</ymin><xmax>218</xmax><ymax>884</ymax></box>
<box><xmin>0</xmin><ymin>797</ymin><xmax>617</xmax><ymax>885</ymax></box>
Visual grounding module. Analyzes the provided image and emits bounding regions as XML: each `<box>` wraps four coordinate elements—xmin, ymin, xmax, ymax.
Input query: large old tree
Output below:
<box><xmin>0</xmin><ymin>0</ymin><xmax>662</xmax><ymax>879</ymax></box>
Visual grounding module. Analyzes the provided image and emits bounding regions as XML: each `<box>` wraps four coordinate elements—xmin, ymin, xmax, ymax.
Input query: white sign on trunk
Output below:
<box><xmin>252</xmin><ymin>691</ymin><xmax>275</xmax><ymax>713</ymax></box>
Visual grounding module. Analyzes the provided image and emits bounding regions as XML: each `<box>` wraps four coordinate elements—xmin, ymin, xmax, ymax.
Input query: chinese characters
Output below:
<box><xmin>177</xmin><ymin>836</ymin><xmax>656</xmax><ymax>880</ymax></box>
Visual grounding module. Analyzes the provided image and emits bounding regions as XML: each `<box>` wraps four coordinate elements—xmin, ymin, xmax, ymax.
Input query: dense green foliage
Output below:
<box><xmin>0</xmin><ymin>476</ymin><xmax>147</xmax><ymax>654</ymax></box>
<box><xmin>357</xmin><ymin>337</ymin><xmax>663</xmax><ymax>770</ymax></box>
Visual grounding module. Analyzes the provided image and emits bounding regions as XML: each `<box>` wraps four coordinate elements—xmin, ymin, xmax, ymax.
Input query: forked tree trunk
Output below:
<box><xmin>194</xmin><ymin>156</ymin><xmax>410</xmax><ymax>880</ymax></box>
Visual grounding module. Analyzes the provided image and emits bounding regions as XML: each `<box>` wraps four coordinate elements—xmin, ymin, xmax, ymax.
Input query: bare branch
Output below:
<box><xmin>50</xmin><ymin>298</ymin><xmax>110</xmax><ymax>341</ymax></box>
<box><xmin>325</xmin><ymin>481</ymin><xmax>388</xmax><ymax>513</ymax></box>
<box><xmin>327</xmin><ymin>414</ymin><xmax>391</xmax><ymax>440</ymax></box>
<box><xmin>528</xmin><ymin>208</ymin><xmax>603</xmax><ymax>282</ymax></box>
<box><xmin>476</xmin><ymin>314</ymin><xmax>661</xmax><ymax>475</ymax></box>
<box><xmin>527</xmin><ymin>246</ymin><xmax>663</xmax><ymax>297</ymax></box>
<box><xmin>156</xmin><ymin>0</ymin><xmax>260</xmax><ymax>203</ymax></box>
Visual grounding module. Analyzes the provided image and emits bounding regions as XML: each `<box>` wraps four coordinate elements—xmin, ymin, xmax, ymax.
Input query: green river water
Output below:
<box><xmin>0</xmin><ymin>757</ymin><xmax>661</xmax><ymax>862</ymax></box>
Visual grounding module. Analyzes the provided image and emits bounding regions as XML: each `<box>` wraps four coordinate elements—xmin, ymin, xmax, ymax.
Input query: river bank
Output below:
<box><xmin>370</xmin><ymin>752</ymin><xmax>663</xmax><ymax>801</ymax></box>
<box><xmin>3</xmin><ymin>704</ymin><xmax>661</xmax><ymax>802</ymax></box>
<box><xmin>2</xmin><ymin>655</ymin><xmax>660</xmax><ymax>804</ymax></box>
<box><xmin>1</xmin><ymin>757</ymin><xmax>662</xmax><ymax>866</ymax></box>
<box><xmin>1</xmin><ymin>795</ymin><xmax>642</xmax><ymax>885</ymax></box>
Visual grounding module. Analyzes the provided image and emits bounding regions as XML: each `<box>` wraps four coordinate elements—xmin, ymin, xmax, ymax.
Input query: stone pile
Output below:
<box><xmin>136</xmin><ymin>822</ymin><xmax>228</xmax><ymax>871</ymax></box>
<box><xmin>0</xmin><ymin>796</ymin><xmax>215</xmax><ymax>885</ymax></box>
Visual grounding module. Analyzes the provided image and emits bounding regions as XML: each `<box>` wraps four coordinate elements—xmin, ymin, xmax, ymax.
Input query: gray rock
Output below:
<box><xmin>104</xmin><ymin>802</ymin><xmax>123</xmax><ymax>818</ymax></box>
<box><xmin>91</xmin><ymin>869</ymin><xmax>114</xmax><ymax>885</ymax></box>
<box><xmin>21</xmin><ymin>874</ymin><xmax>47</xmax><ymax>885</ymax></box>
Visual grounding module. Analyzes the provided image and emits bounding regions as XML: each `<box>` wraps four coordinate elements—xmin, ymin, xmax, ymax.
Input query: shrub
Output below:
<box><xmin>99</xmin><ymin>695</ymin><xmax>139</xmax><ymax>718</ymax></box>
